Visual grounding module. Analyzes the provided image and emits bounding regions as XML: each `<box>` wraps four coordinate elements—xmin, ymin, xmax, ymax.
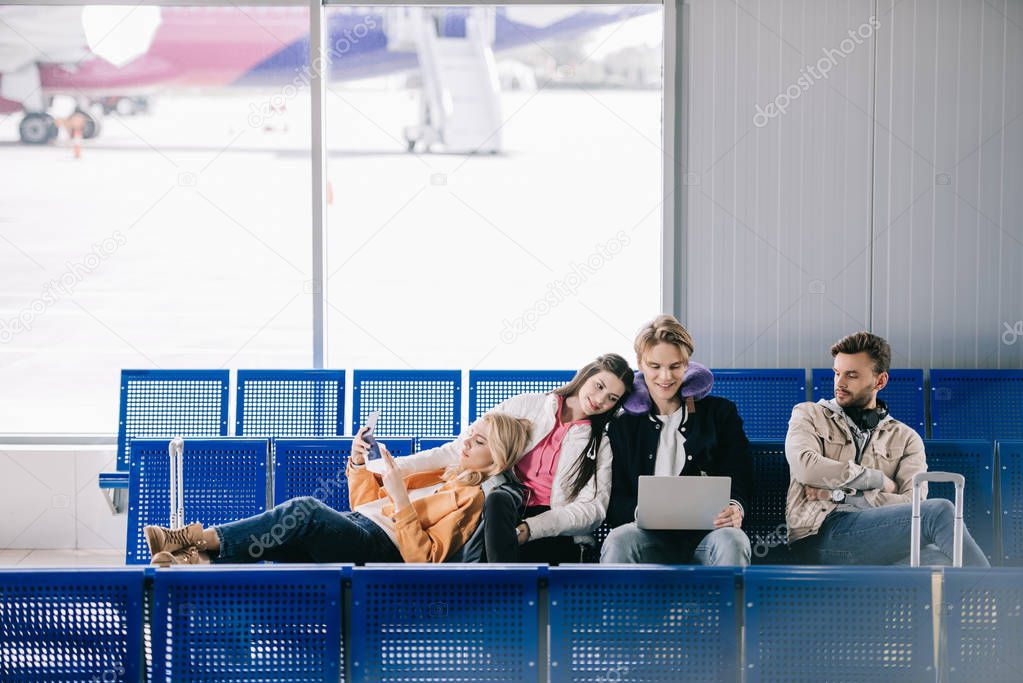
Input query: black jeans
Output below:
<box><xmin>483</xmin><ymin>485</ymin><xmax>581</xmax><ymax>564</ymax></box>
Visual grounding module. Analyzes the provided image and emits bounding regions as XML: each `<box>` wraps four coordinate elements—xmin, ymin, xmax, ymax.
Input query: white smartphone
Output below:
<box><xmin>363</xmin><ymin>410</ymin><xmax>382</xmax><ymax>461</ymax></box>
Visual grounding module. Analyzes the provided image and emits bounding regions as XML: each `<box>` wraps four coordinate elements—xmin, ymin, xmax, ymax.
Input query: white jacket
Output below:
<box><xmin>392</xmin><ymin>392</ymin><xmax>612</xmax><ymax>541</ymax></box>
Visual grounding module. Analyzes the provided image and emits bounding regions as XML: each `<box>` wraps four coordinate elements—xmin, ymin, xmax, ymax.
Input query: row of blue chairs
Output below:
<box><xmin>113</xmin><ymin>368</ymin><xmax>1023</xmax><ymax>471</ymax></box>
<box><xmin>2</xmin><ymin>564</ymin><xmax>1021</xmax><ymax>683</ymax></box>
<box><xmin>123</xmin><ymin>436</ymin><xmax>1023</xmax><ymax>567</ymax></box>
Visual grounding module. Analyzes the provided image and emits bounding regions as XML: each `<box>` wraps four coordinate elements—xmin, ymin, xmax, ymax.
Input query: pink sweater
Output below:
<box><xmin>515</xmin><ymin>394</ymin><xmax>590</xmax><ymax>506</ymax></box>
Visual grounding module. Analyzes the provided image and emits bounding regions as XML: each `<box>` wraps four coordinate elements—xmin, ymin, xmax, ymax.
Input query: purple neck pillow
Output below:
<box><xmin>623</xmin><ymin>362</ymin><xmax>714</xmax><ymax>414</ymax></box>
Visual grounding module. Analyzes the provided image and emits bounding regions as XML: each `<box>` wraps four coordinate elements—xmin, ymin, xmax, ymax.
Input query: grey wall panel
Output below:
<box><xmin>872</xmin><ymin>0</ymin><xmax>1023</xmax><ymax>368</ymax></box>
<box><xmin>684</xmin><ymin>0</ymin><xmax>875</xmax><ymax>368</ymax></box>
<box><xmin>683</xmin><ymin>0</ymin><xmax>1022</xmax><ymax>369</ymax></box>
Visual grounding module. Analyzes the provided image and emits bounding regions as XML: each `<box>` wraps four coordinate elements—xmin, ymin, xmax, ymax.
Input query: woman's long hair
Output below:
<box><xmin>443</xmin><ymin>412</ymin><xmax>532</xmax><ymax>486</ymax></box>
<box><xmin>554</xmin><ymin>353</ymin><xmax>634</xmax><ymax>500</ymax></box>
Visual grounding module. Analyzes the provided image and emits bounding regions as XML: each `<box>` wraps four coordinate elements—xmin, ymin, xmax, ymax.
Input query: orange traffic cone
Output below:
<box><xmin>72</xmin><ymin>129</ymin><xmax>82</xmax><ymax>159</ymax></box>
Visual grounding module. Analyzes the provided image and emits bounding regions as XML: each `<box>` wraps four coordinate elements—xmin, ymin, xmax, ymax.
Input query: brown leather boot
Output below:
<box><xmin>150</xmin><ymin>545</ymin><xmax>211</xmax><ymax>566</ymax></box>
<box><xmin>144</xmin><ymin>522</ymin><xmax>206</xmax><ymax>557</ymax></box>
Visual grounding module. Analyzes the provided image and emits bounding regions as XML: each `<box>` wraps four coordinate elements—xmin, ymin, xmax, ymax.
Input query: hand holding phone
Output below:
<box><xmin>364</xmin><ymin>410</ymin><xmax>382</xmax><ymax>461</ymax></box>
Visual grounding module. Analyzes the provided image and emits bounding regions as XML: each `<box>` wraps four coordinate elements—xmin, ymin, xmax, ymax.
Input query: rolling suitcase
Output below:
<box><xmin>910</xmin><ymin>471</ymin><xmax>965</xmax><ymax>567</ymax></box>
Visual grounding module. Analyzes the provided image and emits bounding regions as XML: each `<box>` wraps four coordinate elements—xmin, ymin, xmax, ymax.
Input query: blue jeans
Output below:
<box><xmin>796</xmin><ymin>499</ymin><xmax>990</xmax><ymax>567</ymax></box>
<box><xmin>212</xmin><ymin>496</ymin><xmax>402</xmax><ymax>564</ymax></box>
<box><xmin>600</xmin><ymin>523</ymin><xmax>752</xmax><ymax>566</ymax></box>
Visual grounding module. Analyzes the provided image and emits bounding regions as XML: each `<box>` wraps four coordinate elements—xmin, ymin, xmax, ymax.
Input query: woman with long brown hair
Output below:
<box><xmin>385</xmin><ymin>353</ymin><xmax>634</xmax><ymax>563</ymax></box>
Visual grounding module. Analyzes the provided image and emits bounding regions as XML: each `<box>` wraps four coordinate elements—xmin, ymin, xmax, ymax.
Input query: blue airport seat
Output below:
<box><xmin>116</xmin><ymin>369</ymin><xmax>230</xmax><ymax>471</ymax></box>
<box><xmin>743</xmin><ymin>566</ymin><xmax>936</xmax><ymax>682</ymax></box>
<box><xmin>710</xmin><ymin>369</ymin><xmax>806</xmax><ymax>440</ymax></box>
<box><xmin>151</xmin><ymin>566</ymin><xmax>344</xmax><ymax>683</ymax></box>
<box><xmin>417</xmin><ymin>436</ymin><xmax>458</xmax><ymax>452</ymax></box>
<box><xmin>812</xmin><ymin>368</ymin><xmax>926</xmax><ymax>436</ymax></box>
<box><xmin>352</xmin><ymin>370</ymin><xmax>462</xmax><ymax>438</ymax></box>
<box><xmin>922</xmin><ymin>440</ymin><xmax>996</xmax><ymax>563</ymax></box>
<box><xmin>930</xmin><ymin>369</ymin><xmax>1023</xmax><ymax>439</ymax></box>
<box><xmin>468</xmin><ymin>369</ymin><xmax>575</xmax><ymax>423</ymax></box>
<box><xmin>272</xmin><ymin>437</ymin><xmax>415</xmax><ymax>510</ymax></box>
<box><xmin>349</xmin><ymin>565</ymin><xmax>541</xmax><ymax>683</ymax></box>
<box><xmin>125</xmin><ymin>438</ymin><xmax>270</xmax><ymax>564</ymax></box>
<box><xmin>0</xmin><ymin>568</ymin><xmax>144</xmax><ymax>683</ymax></box>
<box><xmin>943</xmin><ymin>568</ymin><xmax>1023</xmax><ymax>682</ymax></box>
<box><xmin>236</xmin><ymin>369</ymin><xmax>345</xmax><ymax>438</ymax></box>
<box><xmin>999</xmin><ymin>440</ymin><xmax>1023</xmax><ymax>565</ymax></box>
<box><xmin>548</xmin><ymin>566</ymin><xmax>740</xmax><ymax>683</ymax></box>
<box><xmin>746</xmin><ymin>441</ymin><xmax>793</xmax><ymax>564</ymax></box>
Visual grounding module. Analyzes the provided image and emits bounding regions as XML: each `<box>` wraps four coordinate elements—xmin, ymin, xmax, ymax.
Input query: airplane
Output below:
<box><xmin>0</xmin><ymin>6</ymin><xmax>659</xmax><ymax>151</ymax></box>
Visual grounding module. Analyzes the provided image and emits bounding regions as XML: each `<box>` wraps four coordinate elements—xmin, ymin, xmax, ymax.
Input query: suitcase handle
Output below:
<box><xmin>168</xmin><ymin>437</ymin><xmax>184</xmax><ymax>529</ymax></box>
<box><xmin>911</xmin><ymin>471</ymin><xmax>964</xmax><ymax>567</ymax></box>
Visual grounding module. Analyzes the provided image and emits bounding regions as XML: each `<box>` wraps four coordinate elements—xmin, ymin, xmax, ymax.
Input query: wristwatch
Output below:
<box><xmin>830</xmin><ymin>489</ymin><xmax>846</xmax><ymax>503</ymax></box>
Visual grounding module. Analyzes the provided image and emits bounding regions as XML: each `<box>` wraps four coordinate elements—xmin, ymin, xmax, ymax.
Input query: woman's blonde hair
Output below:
<box><xmin>444</xmin><ymin>412</ymin><xmax>532</xmax><ymax>486</ymax></box>
<box><xmin>634</xmin><ymin>314</ymin><xmax>696</xmax><ymax>364</ymax></box>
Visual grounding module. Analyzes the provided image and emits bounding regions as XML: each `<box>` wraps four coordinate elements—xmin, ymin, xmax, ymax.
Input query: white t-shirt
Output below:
<box><xmin>354</xmin><ymin>482</ymin><xmax>445</xmax><ymax>546</ymax></box>
<box><xmin>653</xmin><ymin>404</ymin><xmax>688</xmax><ymax>476</ymax></box>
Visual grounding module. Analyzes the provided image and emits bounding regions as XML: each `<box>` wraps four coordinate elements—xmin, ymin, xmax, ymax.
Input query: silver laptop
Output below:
<box><xmin>635</xmin><ymin>475</ymin><xmax>732</xmax><ymax>530</ymax></box>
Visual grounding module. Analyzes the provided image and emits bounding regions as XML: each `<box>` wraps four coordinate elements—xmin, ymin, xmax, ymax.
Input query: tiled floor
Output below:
<box><xmin>0</xmin><ymin>549</ymin><xmax>124</xmax><ymax>567</ymax></box>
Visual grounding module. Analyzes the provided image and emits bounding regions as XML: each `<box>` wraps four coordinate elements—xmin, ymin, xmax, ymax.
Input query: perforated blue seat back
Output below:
<box><xmin>0</xmin><ymin>568</ymin><xmax>144</xmax><ymax>683</ymax></box>
<box><xmin>349</xmin><ymin>565</ymin><xmax>540</xmax><ymax>683</ymax></box>
<box><xmin>272</xmin><ymin>437</ymin><xmax>415</xmax><ymax>510</ymax></box>
<box><xmin>117</xmin><ymin>369</ymin><xmax>229</xmax><ymax>471</ymax></box>
<box><xmin>931</xmin><ymin>370</ymin><xmax>1023</xmax><ymax>439</ymax></box>
<box><xmin>353</xmin><ymin>370</ymin><xmax>461</xmax><ymax>438</ymax></box>
<box><xmin>468</xmin><ymin>370</ymin><xmax>575</xmax><ymax>422</ymax></box>
<box><xmin>999</xmin><ymin>440</ymin><xmax>1023</xmax><ymax>565</ymax></box>
<box><xmin>548</xmin><ymin>566</ymin><xmax>739</xmax><ymax>683</ymax></box>
<box><xmin>746</xmin><ymin>442</ymin><xmax>790</xmax><ymax>560</ymax></box>
<box><xmin>710</xmin><ymin>369</ymin><xmax>806</xmax><ymax>440</ymax></box>
<box><xmin>151</xmin><ymin>566</ymin><xmax>344</xmax><ymax>683</ymax></box>
<box><xmin>812</xmin><ymin>368</ymin><xmax>926</xmax><ymax>436</ymax></box>
<box><xmin>417</xmin><ymin>436</ymin><xmax>458</xmax><ymax>452</ymax></box>
<box><xmin>236</xmin><ymin>370</ymin><xmax>344</xmax><ymax>438</ymax></box>
<box><xmin>125</xmin><ymin>438</ymin><xmax>269</xmax><ymax>564</ymax></box>
<box><xmin>943</xmin><ymin>568</ymin><xmax>1023</xmax><ymax>682</ymax></box>
<box><xmin>922</xmin><ymin>440</ymin><xmax>995</xmax><ymax>562</ymax></box>
<box><xmin>743</xmin><ymin>567</ymin><xmax>935</xmax><ymax>682</ymax></box>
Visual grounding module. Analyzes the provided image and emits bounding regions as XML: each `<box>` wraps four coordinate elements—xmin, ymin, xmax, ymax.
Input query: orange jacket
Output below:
<box><xmin>346</xmin><ymin>460</ymin><xmax>483</xmax><ymax>563</ymax></box>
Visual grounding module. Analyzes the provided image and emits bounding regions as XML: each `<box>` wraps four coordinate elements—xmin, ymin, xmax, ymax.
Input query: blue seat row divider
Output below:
<box><xmin>5</xmin><ymin>565</ymin><xmax>1023</xmax><ymax>683</ymax></box>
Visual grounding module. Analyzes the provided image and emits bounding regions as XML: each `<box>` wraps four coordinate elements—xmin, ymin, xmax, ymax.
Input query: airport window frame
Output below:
<box><xmin>2</xmin><ymin>0</ymin><xmax>678</xmax><ymax>440</ymax></box>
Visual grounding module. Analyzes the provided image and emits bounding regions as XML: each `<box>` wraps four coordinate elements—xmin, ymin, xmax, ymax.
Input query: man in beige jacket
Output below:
<box><xmin>785</xmin><ymin>332</ymin><xmax>988</xmax><ymax>566</ymax></box>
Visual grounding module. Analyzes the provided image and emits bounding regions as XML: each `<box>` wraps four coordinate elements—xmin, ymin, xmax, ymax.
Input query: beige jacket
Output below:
<box><xmin>785</xmin><ymin>400</ymin><xmax>927</xmax><ymax>543</ymax></box>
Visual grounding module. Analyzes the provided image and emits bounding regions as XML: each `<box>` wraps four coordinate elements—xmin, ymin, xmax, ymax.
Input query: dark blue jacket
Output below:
<box><xmin>606</xmin><ymin>393</ymin><xmax>753</xmax><ymax>529</ymax></box>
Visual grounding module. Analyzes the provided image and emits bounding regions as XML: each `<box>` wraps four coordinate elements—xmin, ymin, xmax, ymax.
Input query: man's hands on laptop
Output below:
<box><xmin>713</xmin><ymin>503</ymin><xmax>743</xmax><ymax>528</ymax></box>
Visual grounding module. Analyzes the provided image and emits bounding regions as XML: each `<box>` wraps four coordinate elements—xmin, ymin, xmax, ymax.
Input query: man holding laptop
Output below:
<box><xmin>601</xmin><ymin>316</ymin><xmax>754</xmax><ymax>566</ymax></box>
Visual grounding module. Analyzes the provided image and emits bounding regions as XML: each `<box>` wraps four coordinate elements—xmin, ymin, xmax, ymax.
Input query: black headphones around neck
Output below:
<box><xmin>844</xmin><ymin>400</ymin><xmax>888</xmax><ymax>431</ymax></box>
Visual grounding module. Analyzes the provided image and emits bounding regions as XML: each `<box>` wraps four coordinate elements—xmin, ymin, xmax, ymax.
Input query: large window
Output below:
<box><xmin>324</xmin><ymin>5</ymin><xmax>664</xmax><ymax>370</ymax></box>
<box><xmin>0</xmin><ymin>6</ymin><xmax>312</xmax><ymax>432</ymax></box>
<box><xmin>0</xmin><ymin>3</ymin><xmax>665</xmax><ymax>433</ymax></box>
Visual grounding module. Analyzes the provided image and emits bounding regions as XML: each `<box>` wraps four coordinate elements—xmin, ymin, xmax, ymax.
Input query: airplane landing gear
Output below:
<box><xmin>76</xmin><ymin>109</ymin><xmax>101</xmax><ymax>139</ymax></box>
<box><xmin>18</xmin><ymin>112</ymin><xmax>59</xmax><ymax>145</ymax></box>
